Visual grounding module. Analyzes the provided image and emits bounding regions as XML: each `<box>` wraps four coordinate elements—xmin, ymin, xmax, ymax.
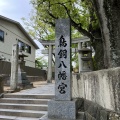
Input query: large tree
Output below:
<box><xmin>92</xmin><ymin>0</ymin><xmax>120</xmax><ymax>68</ymax></box>
<box><xmin>24</xmin><ymin>0</ymin><xmax>120</xmax><ymax>70</ymax></box>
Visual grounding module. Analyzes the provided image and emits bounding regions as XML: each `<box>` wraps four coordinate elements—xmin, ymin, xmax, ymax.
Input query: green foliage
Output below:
<box><xmin>22</xmin><ymin>0</ymin><xmax>102</xmax><ymax>70</ymax></box>
<box><xmin>35</xmin><ymin>56</ymin><xmax>48</xmax><ymax>69</ymax></box>
<box><xmin>22</xmin><ymin>15</ymin><xmax>55</xmax><ymax>40</ymax></box>
<box><xmin>23</xmin><ymin>0</ymin><xmax>99</xmax><ymax>41</ymax></box>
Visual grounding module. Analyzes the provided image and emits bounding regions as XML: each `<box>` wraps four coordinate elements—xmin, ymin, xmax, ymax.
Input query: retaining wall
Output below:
<box><xmin>72</xmin><ymin>67</ymin><xmax>120</xmax><ymax>113</ymax></box>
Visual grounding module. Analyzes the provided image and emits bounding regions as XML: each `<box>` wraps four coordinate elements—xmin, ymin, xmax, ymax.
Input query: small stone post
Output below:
<box><xmin>47</xmin><ymin>45</ymin><xmax>52</xmax><ymax>83</ymax></box>
<box><xmin>48</xmin><ymin>18</ymin><xmax>77</xmax><ymax>119</ymax></box>
<box><xmin>10</xmin><ymin>44</ymin><xmax>18</xmax><ymax>90</ymax></box>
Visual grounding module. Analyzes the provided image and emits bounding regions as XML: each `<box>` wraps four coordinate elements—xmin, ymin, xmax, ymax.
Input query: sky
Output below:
<box><xmin>0</xmin><ymin>0</ymin><xmax>44</xmax><ymax>58</ymax></box>
<box><xmin>0</xmin><ymin>0</ymin><xmax>31</xmax><ymax>26</ymax></box>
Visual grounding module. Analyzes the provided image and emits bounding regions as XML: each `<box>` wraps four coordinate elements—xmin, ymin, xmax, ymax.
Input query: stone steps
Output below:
<box><xmin>0</xmin><ymin>109</ymin><xmax>46</xmax><ymax>118</ymax></box>
<box><xmin>0</xmin><ymin>94</ymin><xmax>54</xmax><ymax>119</ymax></box>
<box><xmin>0</xmin><ymin>98</ymin><xmax>49</xmax><ymax>104</ymax></box>
<box><xmin>0</xmin><ymin>103</ymin><xmax>48</xmax><ymax>111</ymax></box>
<box><xmin>4</xmin><ymin>94</ymin><xmax>54</xmax><ymax>99</ymax></box>
<box><xmin>0</xmin><ymin>115</ymin><xmax>39</xmax><ymax>120</ymax></box>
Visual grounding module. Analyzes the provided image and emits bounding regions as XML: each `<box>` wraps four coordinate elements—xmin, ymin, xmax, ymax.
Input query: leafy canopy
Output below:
<box><xmin>35</xmin><ymin>56</ymin><xmax>48</xmax><ymax>69</ymax></box>
<box><xmin>23</xmin><ymin>0</ymin><xmax>99</xmax><ymax>41</ymax></box>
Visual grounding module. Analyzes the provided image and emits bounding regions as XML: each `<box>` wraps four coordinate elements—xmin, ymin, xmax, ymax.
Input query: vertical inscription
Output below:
<box><xmin>55</xmin><ymin>19</ymin><xmax>71</xmax><ymax>101</ymax></box>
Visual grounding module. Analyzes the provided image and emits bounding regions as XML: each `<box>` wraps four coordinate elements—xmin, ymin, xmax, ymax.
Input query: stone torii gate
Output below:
<box><xmin>40</xmin><ymin>36</ymin><xmax>92</xmax><ymax>83</ymax></box>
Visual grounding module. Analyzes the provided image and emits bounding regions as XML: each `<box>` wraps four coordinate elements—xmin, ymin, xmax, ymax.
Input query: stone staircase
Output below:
<box><xmin>0</xmin><ymin>93</ymin><xmax>54</xmax><ymax>120</ymax></box>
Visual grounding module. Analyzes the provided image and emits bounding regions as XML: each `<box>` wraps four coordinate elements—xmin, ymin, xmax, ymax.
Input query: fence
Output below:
<box><xmin>0</xmin><ymin>61</ymin><xmax>47</xmax><ymax>81</ymax></box>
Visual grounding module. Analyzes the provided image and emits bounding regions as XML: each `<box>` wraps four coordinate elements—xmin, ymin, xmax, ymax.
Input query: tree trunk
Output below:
<box><xmin>92</xmin><ymin>29</ymin><xmax>105</xmax><ymax>70</ymax></box>
<box><xmin>92</xmin><ymin>0</ymin><xmax>120</xmax><ymax>68</ymax></box>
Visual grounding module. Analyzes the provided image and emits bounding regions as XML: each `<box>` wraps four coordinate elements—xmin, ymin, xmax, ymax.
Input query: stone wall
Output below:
<box><xmin>77</xmin><ymin>98</ymin><xmax>120</xmax><ymax>120</ymax></box>
<box><xmin>0</xmin><ymin>76</ymin><xmax>4</xmax><ymax>93</ymax></box>
<box><xmin>72</xmin><ymin>67</ymin><xmax>120</xmax><ymax>113</ymax></box>
<box><xmin>0</xmin><ymin>61</ymin><xmax>47</xmax><ymax>79</ymax></box>
<box><xmin>0</xmin><ymin>61</ymin><xmax>11</xmax><ymax>75</ymax></box>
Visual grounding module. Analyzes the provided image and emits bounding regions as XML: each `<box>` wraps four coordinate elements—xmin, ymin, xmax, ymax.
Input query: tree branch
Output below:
<box><xmin>41</xmin><ymin>1</ymin><xmax>101</xmax><ymax>41</ymax></box>
<box><xmin>50</xmin><ymin>2</ymin><xmax>95</xmax><ymax>40</ymax></box>
<box><xmin>47</xmin><ymin>10</ymin><xmax>58</xmax><ymax>19</ymax></box>
<box><xmin>42</xmin><ymin>19</ymin><xmax>55</xmax><ymax>27</ymax></box>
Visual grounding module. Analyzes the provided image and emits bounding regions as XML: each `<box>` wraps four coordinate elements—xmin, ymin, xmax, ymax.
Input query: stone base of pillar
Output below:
<box><xmin>18</xmin><ymin>72</ymin><xmax>33</xmax><ymax>89</ymax></box>
<box><xmin>47</xmin><ymin>99</ymin><xmax>78</xmax><ymax>119</ymax></box>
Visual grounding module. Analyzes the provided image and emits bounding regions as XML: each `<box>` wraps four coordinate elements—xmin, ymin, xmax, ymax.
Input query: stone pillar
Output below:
<box><xmin>78</xmin><ymin>42</ymin><xmax>82</xmax><ymax>73</ymax></box>
<box><xmin>55</xmin><ymin>19</ymin><xmax>71</xmax><ymax>101</ymax></box>
<box><xmin>48</xmin><ymin>19</ymin><xmax>77</xmax><ymax>120</ymax></box>
<box><xmin>47</xmin><ymin>45</ymin><xmax>52</xmax><ymax>83</ymax></box>
<box><xmin>10</xmin><ymin>44</ymin><xmax>18</xmax><ymax>90</ymax></box>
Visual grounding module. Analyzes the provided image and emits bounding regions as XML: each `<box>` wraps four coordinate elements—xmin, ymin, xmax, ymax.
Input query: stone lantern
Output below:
<box><xmin>78</xmin><ymin>42</ymin><xmax>92</xmax><ymax>72</ymax></box>
<box><xmin>18</xmin><ymin>50</ymin><xmax>33</xmax><ymax>88</ymax></box>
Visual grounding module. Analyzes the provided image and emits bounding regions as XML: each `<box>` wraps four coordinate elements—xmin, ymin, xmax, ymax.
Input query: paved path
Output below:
<box><xmin>14</xmin><ymin>83</ymin><xmax>55</xmax><ymax>95</ymax></box>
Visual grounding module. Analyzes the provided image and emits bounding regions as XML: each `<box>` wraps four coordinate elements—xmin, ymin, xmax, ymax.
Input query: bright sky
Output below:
<box><xmin>0</xmin><ymin>0</ymin><xmax>44</xmax><ymax>58</ymax></box>
<box><xmin>0</xmin><ymin>0</ymin><xmax>31</xmax><ymax>26</ymax></box>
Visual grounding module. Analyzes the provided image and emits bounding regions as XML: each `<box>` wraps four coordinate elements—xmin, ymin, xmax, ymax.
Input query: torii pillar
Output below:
<box><xmin>39</xmin><ymin>40</ymin><xmax>55</xmax><ymax>83</ymax></box>
<box><xmin>40</xmin><ymin>37</ymin><xmax>91</xmax><ymax>81</ymax></box>
<box><xmin>47</xmin><ymin>45</ymin><xmax>53</xmax><ymax>83</ymax></box>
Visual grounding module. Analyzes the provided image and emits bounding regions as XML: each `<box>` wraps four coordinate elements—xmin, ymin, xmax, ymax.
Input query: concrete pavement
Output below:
<box><xmin>14</xmin><ymin>83</ymin><xmax>55</xmax><ymax>95</ymax></box>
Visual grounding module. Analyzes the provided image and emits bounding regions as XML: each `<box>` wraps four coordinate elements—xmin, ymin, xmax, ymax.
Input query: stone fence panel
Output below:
<box><xmin>72</xmin><ymin>67</ymin><xmax>120</xmax><ymax>113</ymax></box>
<box><xmin>0</xmin><ymin>61</ymin><xmax>47</xmax><ymax>80</ymax></box>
